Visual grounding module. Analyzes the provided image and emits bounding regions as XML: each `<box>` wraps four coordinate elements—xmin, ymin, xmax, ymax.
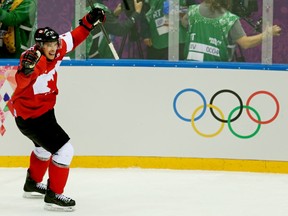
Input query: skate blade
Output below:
<box><xmin>23</xmin><ymin>191</ymin><xmax>44</xmax><ymax>199</ymax></box>
<box><xmin>44</xmin><ymin>203</ymin><xmax>75</xmax><ymax>212</ymax></box>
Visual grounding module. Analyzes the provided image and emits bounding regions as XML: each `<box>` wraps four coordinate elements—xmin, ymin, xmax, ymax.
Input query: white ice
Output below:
<box><xmin>1</xmin><ymin>168</ymin><xmax>288</xmax><ymax>216</ymax></box>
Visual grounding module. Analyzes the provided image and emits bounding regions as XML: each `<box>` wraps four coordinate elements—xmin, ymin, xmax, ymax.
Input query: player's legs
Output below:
<box><xmin>29</xmin><ymin>145</ymin><xmax>52</xmax><ymax>182</ymax></box>
<box><xmin>23</xmin><ymin>146</ymin><xmax>51</xmax><ymax>198</ymax></box>
<box><xmin>15</xmin><ymin>109</ymin><xmax>75</xmax><ymax>210</ymax></box>
<box><xmin>44</xmin><ymin>142</ymin><xmax>76</xmax><ymax>211</ymax></box>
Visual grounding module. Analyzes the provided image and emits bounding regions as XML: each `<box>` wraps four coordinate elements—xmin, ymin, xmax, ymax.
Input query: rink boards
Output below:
<box><xmin>1</xmin><ymin>59</ymin><xmax>288</xmax><ymax>173</ymax></box>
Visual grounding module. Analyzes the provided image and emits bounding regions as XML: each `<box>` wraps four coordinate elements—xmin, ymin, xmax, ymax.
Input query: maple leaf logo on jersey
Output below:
<box><xmin>33</xmin><ymin>69</ymin><xmax>57</xmax><ymax>95</ymax></box>
<box><xmin>47</xmin><ymin>75</ymin><xmax>57</xmax><ymax>92</ymax></box>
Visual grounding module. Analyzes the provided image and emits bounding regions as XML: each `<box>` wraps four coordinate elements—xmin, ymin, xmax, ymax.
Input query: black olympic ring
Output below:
<box><xmin>209</xmin><ymin>89</ymin><xmax>243</xmax><ymax>123</ymax></box>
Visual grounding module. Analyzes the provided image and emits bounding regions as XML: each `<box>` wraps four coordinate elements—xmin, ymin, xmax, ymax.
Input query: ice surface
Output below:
<box><xmin>1</xmin><ymin>168</ymin><xmax>288</xmax><ymax>216</ymax></box>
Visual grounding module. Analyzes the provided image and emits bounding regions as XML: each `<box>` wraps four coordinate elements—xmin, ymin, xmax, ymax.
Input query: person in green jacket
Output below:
<box><xmin>181</xmin><ymin>0</ymin><xmax>282</xmax><ymax>62</ymax></box>
<box><xmin>142</xmin><ymin>0</ymin><xmax>193</xmax><ymax>60</ymax></box>
<box><xmin>0</xmin><ymin>0</ymin><xmax>36</xmax><ymax>58</ymax></box>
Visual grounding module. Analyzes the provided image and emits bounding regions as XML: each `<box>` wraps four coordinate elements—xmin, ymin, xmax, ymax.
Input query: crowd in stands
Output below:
<box><xmin>0</xmin><ymin>0</ymin><xmax>282</xmax><ymax>62</ymax></box>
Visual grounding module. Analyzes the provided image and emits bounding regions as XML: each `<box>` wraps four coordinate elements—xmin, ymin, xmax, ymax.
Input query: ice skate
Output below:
<box><xmin>23</xmin><ymin>170</ymin><xmax>46</xmax><ymax>198</ymax></box>
<box><xmin>44</xmin><ymin>187</ymin><xmax>76</xmax><ymax>212</ymax></box>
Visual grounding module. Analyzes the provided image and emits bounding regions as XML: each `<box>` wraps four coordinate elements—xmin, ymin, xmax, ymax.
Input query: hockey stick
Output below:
<box><xmin>98</xmin><ymin>23</ymin><xmax>119</xmax><ymax>60</ymax></box>
<box><xmin>88</xmin><ymin>0</ymin><xmax>120</xmax><ymax>60</ymax></box>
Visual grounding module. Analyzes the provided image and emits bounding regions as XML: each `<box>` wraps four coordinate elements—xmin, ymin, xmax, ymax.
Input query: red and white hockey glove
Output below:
<box><xmin>19</xmin><ymin>50</ymin><xmax>41</xmax><ymax>75</ymax></box>
<box><xmin>79</xmin><ymin>8</ymin><xmax>106</xmax><ymax>31</ymax></box>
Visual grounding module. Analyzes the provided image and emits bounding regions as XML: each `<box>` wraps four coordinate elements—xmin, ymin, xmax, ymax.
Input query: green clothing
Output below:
<box><xmin>145</xmin><ymin>0</ymin><xmax>188</xmax><ymax>50</ymax></box>
<box><xmin>0</xmin><ymin>0</ymin><xmax>36</xmax><ymax>58</ymax></box>
<box><xmin>86</xmin><ymin>3</ymin><xmax>114</xmax><ymax>58</ymax></box>
<box><xmin>185</xmin><ymin>4</ymin><xmax>239</xmax><ymax>62</ymax></box>
<box><xmin>87</xmin><ymin>2</ymin><xmax>141</xmax><ymax>59</ymax></box>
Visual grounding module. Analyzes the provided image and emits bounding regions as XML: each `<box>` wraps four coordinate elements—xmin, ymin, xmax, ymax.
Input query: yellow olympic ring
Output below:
<box><xmin>191</xmin><ymin>104</ymin><xmax>225</xmax><ymax>138</ymax></box>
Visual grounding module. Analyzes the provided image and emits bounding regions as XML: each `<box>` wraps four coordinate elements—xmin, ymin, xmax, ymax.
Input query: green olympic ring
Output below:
<box><xmin>228</xmin><ymin>105</ymin><xmax>261</xmax><ymax>139</ymax></box>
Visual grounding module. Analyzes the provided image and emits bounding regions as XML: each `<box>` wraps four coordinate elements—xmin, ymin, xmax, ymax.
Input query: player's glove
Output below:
<box><xmin>79</xmin><ymin>8</ymin><xmax>106</xmax><ymax>31</ymax></box>
<box><xmin>19</xmin><ymin>50</ymin><xmax>41</xmax><ymax>75</ymax></box>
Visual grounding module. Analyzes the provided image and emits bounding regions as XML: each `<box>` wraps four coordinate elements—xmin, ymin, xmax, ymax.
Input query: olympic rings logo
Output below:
<box><xmin>173</xmin><ymin>88</ymin><xmax>280</xmax><ymax>139</ymax></box>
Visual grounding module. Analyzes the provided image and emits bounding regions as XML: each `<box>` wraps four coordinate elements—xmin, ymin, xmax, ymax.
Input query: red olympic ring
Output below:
<box><xmin>246</xmin><ymin>90</ymin><xmax>280</xmax><ymax>124</ymax></box>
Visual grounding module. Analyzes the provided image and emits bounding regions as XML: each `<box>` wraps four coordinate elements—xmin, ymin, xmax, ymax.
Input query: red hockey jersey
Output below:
<box><xmin>11</xmin><ymin>25</ymin><xmax>90</xmax><ymax>120</ymax></box>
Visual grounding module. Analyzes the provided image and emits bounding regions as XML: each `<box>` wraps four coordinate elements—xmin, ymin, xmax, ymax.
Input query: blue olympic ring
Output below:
<box><xmin>173</xmin><ymin>88</ymin><xmax>207</xmax><ymax>122</ymax></box>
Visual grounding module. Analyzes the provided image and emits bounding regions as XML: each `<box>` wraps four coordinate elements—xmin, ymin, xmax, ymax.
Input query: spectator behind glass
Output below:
<box><xmin>0</xmin><ymin>0</ymin><xmax>36</xmax><ymax>58</ymax></box>
<box><xmin>87</xmin><ymin>0</ymin><xmax>143</xmax><ymax>59</ymax></box>
<box><xmin>142</xmin><ymin>0</ymin><xmax>193</xmax><ymax>60</ymax></box>
<box><xmin>181</xmin><ymin>0</ymin><xmax>282</xmax><ymax>62</ymax></box>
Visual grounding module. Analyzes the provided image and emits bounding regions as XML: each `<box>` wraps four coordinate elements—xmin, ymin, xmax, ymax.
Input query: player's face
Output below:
<box><xmin>42</xmin><ymin>42</ymin><xmax>59</xmax><ymax>60</ymax></box>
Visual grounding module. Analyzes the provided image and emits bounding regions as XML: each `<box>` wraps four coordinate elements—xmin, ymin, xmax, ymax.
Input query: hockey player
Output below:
<box><xmin>10</xmin><ymin>7</ymin><xmax>106</xmax><ymax>211</ymax></box>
